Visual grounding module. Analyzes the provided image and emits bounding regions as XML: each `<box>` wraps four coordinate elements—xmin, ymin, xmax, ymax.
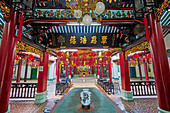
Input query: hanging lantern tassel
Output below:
<box><xmin>106</xmin><ymin>60</ymin><xmax>108</xmax><ymax>65</ymax></box>
<box><xmin>84</xmin><ymin>61</ymin><xmax>86</xmax><ymax>65</ymax></box>
<box><xmin>133</xmin><ymin>53</ymin><xmax>139</xmax><ymax>65</ymax></box>
<box><xmin>72</xmin><ymin>61</ymin><xmax>74</xmax><ymax>65</ymax></box>
<box><xmin>131</xmin><ymin>62</ymin><xmax>133</xmax><ymax>66</ymax></box>
<box><xmin>135</xmin><ymin>58</ymin><xmax>138</xmax><ymax>65</ymax></box>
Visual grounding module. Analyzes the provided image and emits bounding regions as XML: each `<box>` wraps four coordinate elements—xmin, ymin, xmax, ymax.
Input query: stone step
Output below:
<box><xmin>71</xmin><ymin>79</ymin><xmax>97</xmax><ymax>83</ymax></box>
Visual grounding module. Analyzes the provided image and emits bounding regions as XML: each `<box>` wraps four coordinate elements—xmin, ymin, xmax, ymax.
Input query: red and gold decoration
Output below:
<box><xmin>0</xmin><ymin>0</ymin><xmax>10</xmax><ymax>22</ymax></box>
<box><xmin>16</xmin><ymin>41</ymin><xmax>43</xmax><ymax>61</ymax></box>
<box><xmin>133</xmin><ymin>53</ymin><xmax>139</xmax><ymax>65</ymax></box>
<box><xmin>129</xmin><ymin>58</ymin><xmax>134</xmax><ymax>66</ymax></box>
<box><xmin>32</xmin><ymin>59</ymin><xmax>38</xmax><ymax>67</ymax></box>
<box><xmin>27</xmin><ymin>54</ymin><xmax>34</xmax><ymax>61</ymax></box>
<box><xmin>147</xmin><ymin>53</ymin><xmax>152</xmax><ymax>64</ymax></box>
<box><xmin>125</xmin><ymin>41</ymin><xmax>150</xmax><ymax>60</ymax></box>
<box><xmin>57</xmin><ymin>52</ymin><xmax>64</xmax><ymax>58</ymax></box>
<box><xmin>155</xmin><ymin>0</ymin><xmax>170</xmax><ymax>21</ymax></box>
<box><xmin>15</xmin><ymin>55</ymin><xmax>22</xmax><ymax>64</ymax></box>
<box><xmin>142</xmin><ymin>55</ymin><xmax>148</xmax><ymax>63</ymax></box>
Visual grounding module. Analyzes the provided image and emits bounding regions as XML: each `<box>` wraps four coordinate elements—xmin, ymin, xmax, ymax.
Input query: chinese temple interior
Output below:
<box><xmin>0</xmin><ymin>0</ymin><xmax>170</xmax><ymax>113</ymax></box>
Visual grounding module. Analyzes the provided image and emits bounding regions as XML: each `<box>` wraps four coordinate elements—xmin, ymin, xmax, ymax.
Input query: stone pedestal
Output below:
<box><xmin>121</xmin><ymin>89</ymin><xmax>133</xmax><ymax>101</ymax></box>
<box><xmin>34</xmin><ymin>91</ymin><xmax>48</xmax><ymax>104</ymax></box>
<box><xmin>158</xmin><ymin>107</ymin><xmax>170</xmax><ymax>113</ymax></box>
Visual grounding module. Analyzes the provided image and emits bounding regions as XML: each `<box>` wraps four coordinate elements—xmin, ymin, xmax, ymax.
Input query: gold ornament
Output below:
<box><xmin>0</xmin><ymin>0</ymin><xmax>10</xmax><ymax>22</ymax></box>
<box><xmin>125</xmin><ymin>41</ymin><xmax>150</xmax><ymax>60</ymax></box>
<box><xmin>155</xmin><ymin>0</ymin><xmax>170</xmax><ymax>21</ymax></box>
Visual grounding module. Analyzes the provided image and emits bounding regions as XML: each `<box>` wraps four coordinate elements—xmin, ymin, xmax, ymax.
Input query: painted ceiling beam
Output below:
<box><xmin>122</xmin><ymin>37</ymin><xmax>146</xmax><ymax>51</ymax></box>
<box><xmin>162</xmin><ymin>25</ymin><xmax>170</xmax><ymax>29</ymax></box>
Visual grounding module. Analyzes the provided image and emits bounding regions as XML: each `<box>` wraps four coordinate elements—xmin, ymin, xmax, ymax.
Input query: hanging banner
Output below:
<box><xmin>47</xmin><ymin>33</ymin><xmax>120</xmax><ymax>48</ymax></box>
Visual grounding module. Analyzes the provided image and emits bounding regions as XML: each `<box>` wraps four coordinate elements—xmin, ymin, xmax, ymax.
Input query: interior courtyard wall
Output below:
<box><xmin>148</xmin><ymin>63</ymin><xmax>155</xmax><ymax>78</ymax></box>
<box><xmin>48</xmin><ymin>62</ymin><xmax>55</xmax><ymax>80</ymax></box>
<box><xmin>112</xmin><ymin>62</ymin><xmax>119</xmax><ymax>79</ymax></box>
<box><xmin>141</xmin><ymin>64</ymin><xmax>145</xmax><ymax>78</ymax></box>
<box><xmin>20</xmin><ymin>60</ymin><xmax>26</xmax><ymax>79</ymax></box>
<box><xmin>27</xmin><ymin>65</ymin><xmax>31</xmax><ymax>79</ymax></box>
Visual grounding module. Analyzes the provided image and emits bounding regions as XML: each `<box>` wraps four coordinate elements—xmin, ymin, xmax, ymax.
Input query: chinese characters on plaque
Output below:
<box><xmin>47</xmin><ymin>33</ymin><xmax>120</xmax><ymax>48</ymax></box>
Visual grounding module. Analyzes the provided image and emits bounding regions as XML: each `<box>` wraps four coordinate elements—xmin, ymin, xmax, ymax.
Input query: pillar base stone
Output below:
<box><xmin>121</xmin><ymin>89</ymin><xmax>133</xmax><ymax>101</ymax></box>
<box><xmin>34</xmin><ymin>90</ymin><xmax>48</xmax><ymax>104</ymax></box>
<box><xmin>158</xmin><ymin>107</ymin><xmax>170</xmax><ymax>113</ymax></box>
<box><xmin>5</xmin><ymin>104</ymin><xmax>10</xmax><ymax>113</ymax></box>
<box><xmin>69</xmin><ymin>75</ymin><xmax>71</xmax><ymax>79</ymax></box>
<box><xmin>97</xmin><ymin>75</ymin><xmax>99</xmax><ymax>78</ymax></box>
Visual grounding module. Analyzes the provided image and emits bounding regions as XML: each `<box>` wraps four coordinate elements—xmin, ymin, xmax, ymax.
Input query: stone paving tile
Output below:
<box><xmin>9</xmin><ymin>80</ymin><xmax>159</xmax><ymax>113</ymax></box>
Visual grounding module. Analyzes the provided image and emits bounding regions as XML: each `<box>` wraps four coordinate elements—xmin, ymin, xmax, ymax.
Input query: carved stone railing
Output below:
<box><xmin>130</xmin><ymin>81</ymin><xmax>157</xmax><ymax>96</ymax></box>
<box><xmin>10</xmin><ymin>83</ymin><xmax>37</xmax><ymax>98</ymax></box>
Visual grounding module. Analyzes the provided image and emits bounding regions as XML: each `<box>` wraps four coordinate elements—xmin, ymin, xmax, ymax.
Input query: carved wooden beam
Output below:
<box><xmin>155</xmin><ymin>0</ymin><xmax>170</xmax><ymax>22</ymax></box>
<box><xmin>162</xmin><ymin>25</ymin><xmax>170</xmax><ymax>29</ymax></box>
<box><xmin>0</xmin><ymin>0</ymin><xmax>10</xmax><ymax>22</ymax></box>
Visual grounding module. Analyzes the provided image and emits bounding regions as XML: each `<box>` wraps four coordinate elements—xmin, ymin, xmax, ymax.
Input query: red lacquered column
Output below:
<box><xmin>16</xmin><ymin>60</ymin><xmax>22</xmax><ymax>83</ymax></box>
<box><xmin>145</xmin><ymin>14</ymin><xmax>170</xmax><ymax>112</ymax></box>
<box><xmin>37</xmin><ymin>51</ymin><xmax>49</xmax><ymax>93</ymax></box>
<box><xmin>56</xmin><ymin>59</ymin><xmax>59</xmax><ymax>83</ymax></box>
<box><xmin>69</xmin><ymin>65</ymin><xmax>71</xmax><ymax>79</ymax></box>
<box><xmin>74</xmin><ymin>66</ymin><xmax>76</xmax><ymax>74</ymax></box>
<box><xmin>138</xmin><ymin>59</ymin><xmax>143</xmax><ymax>80</ymax></box>
<box><xmin>97</xmin><ymin>64</ymin><xmax>99</xmax><ymax>78</ymax></box>
<box><xmin>101</xmin><ymin>62</ymin><xmax>103</xmax><ymax>78</ymax></box>
<box><xmin>143</xmin><ymin>62</ymin><xmax>149</xmax><ymax>81</ymax></box>
<box><xmin>119</xmin><ymin>52</ymin><xmax>133</xmax><ymax>101</ymax></box>
<box><xmin>0</xmin><ymin>22</ymin><xmax>9</xmax><ymax>89</ymax></box>
<box><xmin>0</xmin><ymin>11</ymin><xmax>18</xmax><ymax>113</ymax></box>
<box><xmin>65</xmin><ymin>61</ymin><xmax>67</xmax><ymax>78</ymax></box>
<box><xmin>92</xmin><ymin>66</ymin><xmax>94</xmax><ymax>74</ymax></box>
<box><xmin>35</xmin><ymin>51</ymin><xmax>49</xmax><ymax>103</ymax></box>
<box><xmin>24</xmin><ymin>59</ymin><xmax>28</xmax><ymax>82</ymax></box>
<box><xmin>108</xmin><ymin>58</ymin><xmax>113</xmax><ymax>84</ymax></box>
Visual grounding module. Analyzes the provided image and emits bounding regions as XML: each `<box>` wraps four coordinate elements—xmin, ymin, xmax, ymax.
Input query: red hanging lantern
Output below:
<box><xmin>32</xmin><ymin>59</ymin><xmax>36</xmax><ymax>63</ymax></box>
<box><xmin>106</xmin><ymin>51</ymin><xmax>112</xmax><ymax>57</ymax></box>
<box><xmin>130</xmin><ymin>58</ymin><xmax>133</xmax><ymax>61</ymax></box>
<box><xmin>133</xmin><ymin>53</ymin><xmax>139</xmax><ymax>65</ymax></box>
<box><xmin>143</xmin><ymin>55</ymin><xmax>148</xmax><ymax>63</ymax></box>
<box><xmin>15</xmin><ymin>56</ymin><xmax>21</xmax><ymax>65</ymax></box>
<box><xmin>15</xmin><ymin>55</ymin><xmax>21</xmax><ymax>60</ymax></box>
<box><xmin>57</xmin><ymin>52</ymin><xmax>63</xmax><ymax>58</ymax></box>
<box><xmin>17</xmin><ymin>56</ymin><xmax>22</xmax><ymax>60</ymax></box>
<box><xmin>116</xmin><ymin>62</ymin><xmax>119</xmax><ymax>65</ymax></box>
<box><xmin>15</xmin><ymin>55</ymin><xmax>18</xmax><ymax>60</ymax></box>
<box><xmin>73</xmin><ymin>52</ymin><xmax>79</xmax><ymax>57</ymax></box>
<box><xmin>18</xmin><ymin>56</ymin><xmax>21</xmax><ymax>60</ymax></box>
<box><xmin>129</xmin><ymin>58</ymin><xmax>134</xmax><ymax>66</ymax></box>
<box><xmin>27</xmin><ymin>54</ymin><xmax>34</xmax><ymax>60</ymax></box>
<box><xmin>147</xmin><ymin>53</ymin><xmax>152</xmax><ymax>63</ymax></box>
<box><xmin>90</xmin><ymin>52</ymin><xmax>96</xmax><ymax>66</ymax></box>
<box><xmin>90</xmin><ymin>52</ymin><xmax>96</xmax><ymax>57</ymax></box>
<box><xmin>143</xmin><ymin>55</ymin><xmax>147</xmax><ymax>59</ymax></box>
<box><xmin>147</xmin><ymin>53</ymin><xmax>151</xmax><ymax>59</ymax></box>
<box><xmin>133</xmin><ymin>53</ymin><xmax>139</xmax><ymax>59</ymax></box>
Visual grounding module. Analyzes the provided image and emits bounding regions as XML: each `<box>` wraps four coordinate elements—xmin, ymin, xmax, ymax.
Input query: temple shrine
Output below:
<box><xmin>0</xmin><ymin>0</ymin><xmax>170</xmax><ymax>113</ymax></box>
